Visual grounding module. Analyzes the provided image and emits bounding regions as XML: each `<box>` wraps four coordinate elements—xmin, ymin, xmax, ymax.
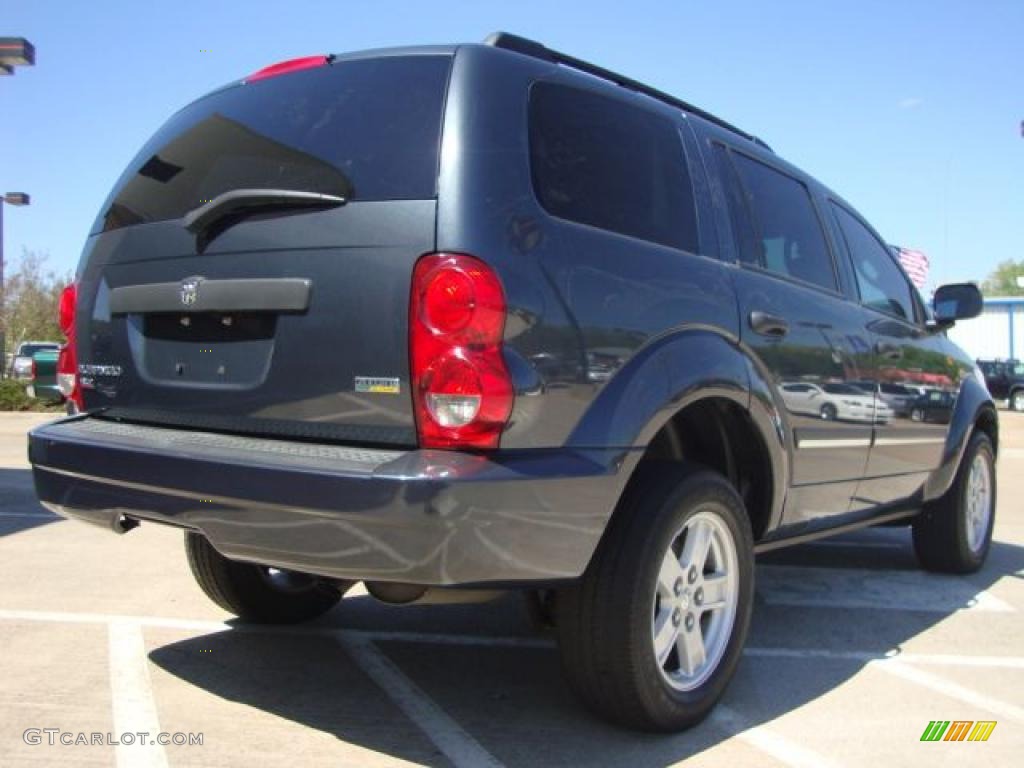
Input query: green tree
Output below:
<box><xmin>2</xmin><ymin>248</ymin><xmax>73</xmax><ymax>351</ymax></box>
<box><xmin>982</xmin><ymin>259</ymin><xmax>1024</xmax><ymax>297</ymax></box>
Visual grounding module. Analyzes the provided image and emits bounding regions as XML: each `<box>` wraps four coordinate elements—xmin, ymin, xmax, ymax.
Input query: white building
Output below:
<box><xmin>947</xmin><ymin>297</ymin><xmax>1024</xmax><ymax>361</ymax></box>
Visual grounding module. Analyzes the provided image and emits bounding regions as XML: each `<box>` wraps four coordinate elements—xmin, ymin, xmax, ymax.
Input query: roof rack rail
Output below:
<box><xmin>483</xmin><ymin>31</ymin><xmax>772</xmax><ymax>152</ymax></box>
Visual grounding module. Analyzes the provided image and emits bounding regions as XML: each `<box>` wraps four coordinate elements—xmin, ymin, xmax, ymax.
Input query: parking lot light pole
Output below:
<box><xmin>0</xmin><ymin>37</ymin><xmax>36</xmax><ymax>375</ymax></box>
<box><xmin>1</xmin><ymin>193</ymin><xmax>31</xmax><ymax>375</ymax></box>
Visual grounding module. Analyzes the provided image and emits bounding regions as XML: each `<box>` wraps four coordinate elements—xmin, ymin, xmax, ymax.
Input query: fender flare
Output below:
<box><xmin>923</xmin><ymin>374</ymin><xmax>998</xmax><ymax>502</ymax></box>
<box><xmin>566</xmin><ymin>327</ymin><xmax>789</xmax><ymax>534</ymax></box>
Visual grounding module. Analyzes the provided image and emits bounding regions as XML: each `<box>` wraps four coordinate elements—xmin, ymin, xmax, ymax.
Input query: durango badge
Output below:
<box><xmin>354</xmin><ymin>377</ymin><xmax>401</xmax><ymax>394</ymax></box>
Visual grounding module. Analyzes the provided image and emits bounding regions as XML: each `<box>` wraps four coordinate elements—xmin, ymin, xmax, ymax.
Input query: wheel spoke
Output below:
<box><xmin>681</xmin><ymin>518</ymin><xmax>713</xmax><ymax>572</ymax></box>
<box><xmin>700</xmin><ymin>573</ymin><xmax>729</xmax><ymax>611</ymax></box>
<box><xmin>676</xmin><ymin>620</ymin><xmax>706</xmax><ymax>676</ymax></box>
<box><xmin>653</xmin><ymin>609</ymin><xmax>679</xmax><ymax>666</ymax></box>
<box><xmin>658</xmin><ymin>549</ymin><xmax>685</xmax><ymax>597</ymax></box>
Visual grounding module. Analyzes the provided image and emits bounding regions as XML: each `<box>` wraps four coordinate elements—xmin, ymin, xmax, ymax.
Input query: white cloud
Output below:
<box><xmin>899</xmin><ymin>97</ymin><xmax>924</xmax><ymax>109</ymax></box>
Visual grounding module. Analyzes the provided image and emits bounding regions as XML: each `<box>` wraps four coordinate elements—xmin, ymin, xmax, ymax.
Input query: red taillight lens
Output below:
<box><xmin>245</xmin><ymin>55</ymin><xmax>331</xmax><ymax>83</ymax></box>
<box><xmin>59</xmin><ymin>283</ymin><xmax>76</xmax><ymax>336</ymax></box>
<box><xmin>410</xmin><ymin>253</ymin><xmax>513</xmax><ymax>449</ymax></box>
<box><xmin>57</xmin><ymin>283</ymin><xmax>83</xmax><ymax>410</ymax></box>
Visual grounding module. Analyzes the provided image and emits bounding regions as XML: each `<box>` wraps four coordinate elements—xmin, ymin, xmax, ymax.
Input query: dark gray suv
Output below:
<box><xmin>30</xmin><ymin>33</ymin><xmax>996</xmax><ymax>731</ymax></box>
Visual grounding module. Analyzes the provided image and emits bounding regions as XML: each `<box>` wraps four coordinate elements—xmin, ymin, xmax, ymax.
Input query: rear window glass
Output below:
<box><xmin>731</xmin><ymin>153</ymin><xmax>837</xmax><ymax>292</ymax></box>
<box><xmin>528</xmin><ymin>82</ymin><xmax>698</xmax><ymax>253</ymax></box>
<box><xmin>94</xmin><ymin>55</ymin><xmax>451</xmax><ymax>233</ymax></box>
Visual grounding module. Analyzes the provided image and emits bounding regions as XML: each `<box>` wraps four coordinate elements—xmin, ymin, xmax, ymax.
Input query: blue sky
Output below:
<box><xmin>2</xmin><ymin>0</ymin><xmax>1021</xmax><ymax>288</ymax></box>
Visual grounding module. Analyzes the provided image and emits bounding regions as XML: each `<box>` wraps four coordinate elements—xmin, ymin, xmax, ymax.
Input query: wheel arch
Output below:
<box><xmin>923</xmin><ymin>374</ymin><xmax>998</xmax><ymax>502</ymax></box>
<box><xmin>568</xmin><ymin>327</ymin><xmax>788</xmax><ymax>546</ymax></box>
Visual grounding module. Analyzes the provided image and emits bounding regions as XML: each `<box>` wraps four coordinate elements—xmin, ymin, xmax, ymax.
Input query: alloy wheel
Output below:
<box><xmin>652</xmin><ymin>510</ymin><xmax>739</xmax><ymax>692</ymax></box>
<box><xmin>964</xmin><ymin>453</ymin><xmax>993</xmax><ymax>554</ymax></box>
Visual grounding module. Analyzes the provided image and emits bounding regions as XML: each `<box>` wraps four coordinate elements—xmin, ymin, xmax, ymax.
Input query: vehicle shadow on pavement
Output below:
<box><xmin>148</xmin><ymin>531</ymin><xmax>1024</xmax><ymax>766</ymax></box>
<box><xmin>0</xmin><ymin>468</ymin><xmax>62</xmax><ymax>538</ymax></box>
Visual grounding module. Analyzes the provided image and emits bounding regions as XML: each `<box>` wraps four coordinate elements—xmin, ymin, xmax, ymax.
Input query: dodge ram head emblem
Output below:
<box><xmin>180</xmin><ymin>277</ymin><xmax>201</xmax><ymax>307</ymax></box>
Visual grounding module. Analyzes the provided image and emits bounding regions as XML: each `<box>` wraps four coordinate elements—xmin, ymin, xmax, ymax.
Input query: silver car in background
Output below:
<box><xmin>781</xmin><ymin>381</ymin><xmax>892</xmax><ymax>423</ymax></box>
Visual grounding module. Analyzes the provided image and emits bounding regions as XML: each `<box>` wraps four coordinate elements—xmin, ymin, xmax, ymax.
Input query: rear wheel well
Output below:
<box><xmin>974</xmin><ymin>406</ymin><xmax>998</xmax><ymax>456</ymax></box>
<box><xmin>637</xmin><ymin>398</ymin><xmax>773</xmax><ymax>541</ymax></box>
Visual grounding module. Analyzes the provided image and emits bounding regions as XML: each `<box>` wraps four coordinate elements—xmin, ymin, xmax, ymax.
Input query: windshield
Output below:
<box><xmin>18</xmin><ymin>344</ymin><xmax>59</xmax><ymax>357</ymax></box>
<box><xmin>93</xmin><ymin>55</ymin><xmax>451</xmax><ymax>233</ymax></box>
<box><xmin>823</xmin><ymin>383</ymin><xmax>863</xmax><ymax>395</ymax></box>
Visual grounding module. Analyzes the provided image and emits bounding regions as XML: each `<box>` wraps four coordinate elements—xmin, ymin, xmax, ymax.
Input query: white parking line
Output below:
<box><xmin>338</xmin><ymin>634</ymin><xmax>505</xmax><ymax>768</ymax></box>
<box><xmin>710</xmin><ymin>706</ymin><xmax>842</xmax><ymax>768</ymax></box>
<box><xmin>5</xmin><ymin>606</ymin><xmax>1024</xmax><ymax>768</ymax></box>
<box><xmin>0</xmin><ymin>608</ymin><xmax>231</xmax><ymax>633</ymax></box>
<box><xmin>876</xmin><ymin>659</ymin><xmax>1024</xmax><ymax>723</ymax></box>
<box><xmin>108</xmin><ymin>621</ymin><xmax>168</xmax><ymax>768</ymax></box>
<box><xmin>757</xmin><ymin>565</ymin><xmax>1014</xmax><ymax>612</ymax></box>
<box><xmin>745</xmin><ymin>646</ymin><xmax>1024</xmax><ymax>669</ymax></box>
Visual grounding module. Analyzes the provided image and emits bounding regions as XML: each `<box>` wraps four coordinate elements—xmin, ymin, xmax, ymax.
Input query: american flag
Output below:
<box><xmin>892</xmin><ymin>246</ymin><xmax>930</xmax><ymax>290</ymax></box>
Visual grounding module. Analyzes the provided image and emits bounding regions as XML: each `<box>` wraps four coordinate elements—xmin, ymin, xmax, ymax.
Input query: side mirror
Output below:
<box><xmin>931</xmin><ymin>283</ymin><xmax>983</xmax><ymax>328</ymax></box>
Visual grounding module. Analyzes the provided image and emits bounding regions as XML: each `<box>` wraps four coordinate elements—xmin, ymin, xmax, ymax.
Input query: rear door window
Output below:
<box><xmin>94</xmin><ymin>55</ymin><xmax>452</xmax><ymax>233</ymax></box>
<box><xmin>529</xmin><ymin>82</ymin><xmax>698</xmax><ymax>252</ymax></box>
<box><xmin>731</xmin><ymin>153</ymin><xmax>837</xmax><ymax>292</ymax></box>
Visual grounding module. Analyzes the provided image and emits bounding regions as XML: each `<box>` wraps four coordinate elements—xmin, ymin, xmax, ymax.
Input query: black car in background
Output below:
<box><xmin>977</xmin><ymin>359</ymin><xmax>1024</xmax><ymax>410</ymax></box>
<box><xmin>910</xmin><ymin>390</ymin><xmax>957</xmax><ymax>424</ymax></box>
<box><xmin>29</xmin><ymin>33</ymin><xmax>996</xmax><ymax>732</ymax></box>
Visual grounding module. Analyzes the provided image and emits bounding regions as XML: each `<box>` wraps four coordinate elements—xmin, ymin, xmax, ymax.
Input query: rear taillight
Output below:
<box><xmin>410</xmin><ymin>253</ymin><xmax>513</xmax><ymax>449</ymax></box>
<box><xmin>245</xmin><ymin>55</ymin><xmax>331</xmax><ymax>83</ymax></box>
<box><xmin>30</xmin><ymin>358</ymin><xmax>37</xmax><ymax>379</ymax></box>
<box><xmin>57</xmin><ymin>283</ymin><xmax>82</xmax><ymax>410</ymax></box>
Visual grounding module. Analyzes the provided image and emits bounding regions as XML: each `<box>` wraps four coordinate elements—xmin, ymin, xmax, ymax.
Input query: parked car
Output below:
<box><xmin>849</xmin><ymin>380</ymin><xmax>917</xmax><ymax>418</ymax></box>
<box><xmin>25</xmin><ymin>347</ymin><xmax>63</xmax><ymax>403</ymax></box>
<box><xmin>977</xmin><ymin>358</ymin><xmax>1024</xmax><ymax>410</ymax></box>
<box><xmin>781</xmin><ymin>381</ymin><xmax>891</xmax><ymax>423</ymax></box>
<box><xmin>29</xmin><ymin>33</ymin><xmax>996</xmax><ymax>732</ymax></box>
<box><xmin>864</xmin><ymin>381</ymin><xmax>920</xmax><ymax>417</ymax></box>
<box><xmin>9</xmin><ymin>341</ymin><xmax>60</xmax><ymax>380</ymax></box>
<box><xmin>910</xmin><ymin>390</ymin><xmax>957</xmax><ymax>424</ymax></box>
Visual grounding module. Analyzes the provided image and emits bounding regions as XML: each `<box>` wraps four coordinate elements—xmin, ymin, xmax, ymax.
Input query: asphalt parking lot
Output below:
<box><xmin>1</xmin><ymin>411</ymin><xmax>1022</xmax><ymax>767</ymax></box>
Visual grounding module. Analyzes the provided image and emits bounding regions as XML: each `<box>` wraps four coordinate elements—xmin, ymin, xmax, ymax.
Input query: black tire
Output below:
<box><xmin>1011</xmin><ymin>389</ymin><xmax>1024</xmax><ymax>412</ymax></box>
<box><xmin>912</xmin><ymin>431</ymin><xmax>996</xmax><ymax>574</ymax></box>
<box><xmin>820</xmin><ymin>403</ymin><xmax>837</xmax><ymax>421</ymax></box>
<box><xmin>555</xmin><ymin>465</ymin><xmax>754</xmax><ymax>732</ymax></box>
<box><xmin>185</xmin><ymin>532</ymin><xmax>347</xmax><ymax>623</ymax></box>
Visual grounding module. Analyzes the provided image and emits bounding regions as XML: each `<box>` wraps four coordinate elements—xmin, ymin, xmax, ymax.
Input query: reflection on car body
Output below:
<box><xmin>780</xmin><ymin>381</ymin><xmax>890</xmax><ymax>423</ymax></box>
<box><xmin>910</xmin><ymin>390</ymin><xmax>956</xmax><ymax>424</ymax></box>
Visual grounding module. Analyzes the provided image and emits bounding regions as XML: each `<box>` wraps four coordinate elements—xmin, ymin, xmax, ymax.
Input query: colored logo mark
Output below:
<box><xmin>920</xmin><ymin>720</ymin><xmax>996</xmax><ymax>742</ymax></box>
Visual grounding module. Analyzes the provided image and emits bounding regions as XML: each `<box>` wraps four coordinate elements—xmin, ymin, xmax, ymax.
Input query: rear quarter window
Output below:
<box><xmin>95</xmin><ymin>55</ymin><xmax>452</xmax><ymax>233</ymax></box>
<box><xmin>528</xmin><ymin>81</ymin><xmax>698</xmax><ymax>253</ymax></box>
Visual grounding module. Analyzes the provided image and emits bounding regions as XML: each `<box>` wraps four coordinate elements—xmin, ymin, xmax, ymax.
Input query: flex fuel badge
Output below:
<box><xmin>355</xmin><ymin>377</ymin><xmax>401</xmax><ymax>394</ymax></box>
